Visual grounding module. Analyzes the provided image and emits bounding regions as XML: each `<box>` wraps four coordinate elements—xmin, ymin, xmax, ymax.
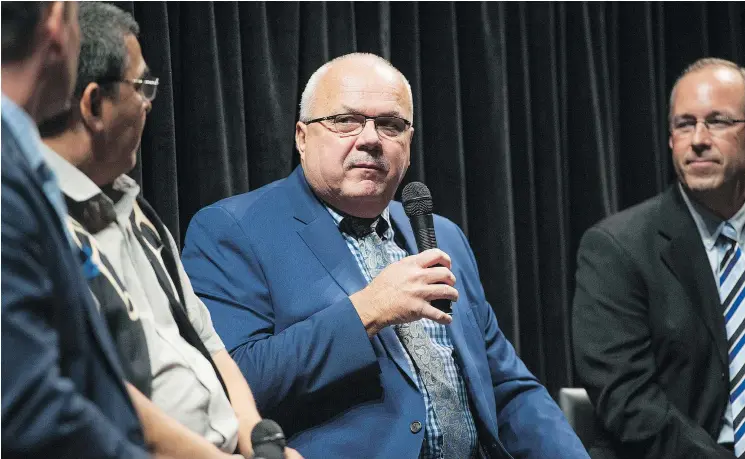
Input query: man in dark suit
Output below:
<box><xmin>36</xmin><ymin>4</ymin><xmax>301</xmax><ymax>458</ymax></box>
<box><xmin>1</xmin><ymin>3</ymin><xmax>150</xmax><ymax>458</ymax></box>
<box><xmin>573</xmin><ymin>57</ymin><xmax>745</xmax><ymax>459</ymax></box>
<box><xmin>182</xmin><ymin>52</ymin><xmax>588</xmax><ymax>459</ymax></box>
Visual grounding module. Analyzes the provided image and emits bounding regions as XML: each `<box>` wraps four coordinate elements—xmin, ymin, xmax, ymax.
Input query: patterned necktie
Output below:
<box><xmin>342</xmin><ymin>216</ymin><xmax>470</xmax><ymax>459</ymax></box>
<box><xmin>719</xmin><ymin>222</ymin><xmax>745</xmax><ymax>457</ymax></box>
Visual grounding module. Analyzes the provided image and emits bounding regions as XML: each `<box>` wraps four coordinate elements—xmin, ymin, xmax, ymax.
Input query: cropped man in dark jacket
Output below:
<box><xmin>1</xmin><ymin>3</ymin><xmax>149</xmax><ymax>458</ymax></box>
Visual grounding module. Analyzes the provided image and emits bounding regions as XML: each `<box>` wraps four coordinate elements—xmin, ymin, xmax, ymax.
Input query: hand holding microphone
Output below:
<box><xmin>350</xmin><ymin>182</ymin><xmax>458</xmax><ymax>337</ymax></box>
<box><xmin>401</xmin><ymin>182</ymin><xmax>452</xmax><ymax>315</ymax></box>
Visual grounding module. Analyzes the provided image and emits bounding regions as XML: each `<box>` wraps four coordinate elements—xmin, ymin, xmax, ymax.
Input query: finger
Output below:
<box><xmin>421</xmin><ymin>266</ymin><xmax>456</xmax><ymax>287</ymax></box>
<box><xmin>418</xmin><ymin>303</ymin><xmax>453</xmax><ymax>325</ymax></box>
<box><xmin>422</xmin><ymin>284</ymin><xmax>459</xmax><ymax>302</ymax></box>
<box><xmin>412</xmin><ymin>249</ymin><xmax>452</xmax><ymax>269</ymax></box>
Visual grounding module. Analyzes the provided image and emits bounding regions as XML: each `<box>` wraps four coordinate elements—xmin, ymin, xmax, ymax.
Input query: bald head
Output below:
<box><xmin>669</xmin><ymin>58</ymin><xmax>745</xmax><ymax>125</ymax></box>
<box><xmin>299</xmin><ymin>53</ymin><xmax>413</xmax><ymax>124</ymax></box>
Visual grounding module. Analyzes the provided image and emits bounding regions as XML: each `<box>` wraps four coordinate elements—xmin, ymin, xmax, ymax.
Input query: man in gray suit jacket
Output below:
<box><xmin>573</xmin><ymin>58</ymin><xmax>745</xmax><ymax>459</ymax></box>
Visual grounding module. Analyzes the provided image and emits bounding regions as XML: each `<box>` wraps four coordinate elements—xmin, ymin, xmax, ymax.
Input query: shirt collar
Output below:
<box><xmin>679</xmin><ymin>182</ymin><xmax>745</xmax><ymax>250</ymax></box>
<box><xmin>727</xmin><ymin>200</ymin><xmax>745</xmax><ymax>243</ymax></box>
<box><xmin>1</xmin><ymin>94</ymin><xmax>45</xmax><ymax>170</ymax></box>
<box><xmin>41</xmin><ymin>143</ymin><xmax>141</xmax><ymax>229</ymax></box>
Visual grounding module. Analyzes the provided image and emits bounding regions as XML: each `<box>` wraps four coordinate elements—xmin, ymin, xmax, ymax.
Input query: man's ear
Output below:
<box><xmin>79</xmin><ymin>83</ymin><xmax>105</xmax><ymax>133</ymax></box>
<box><xmin>295</xmin><ymin>121</ymin><xmax>308</xmax><ymax>160</ymax></box>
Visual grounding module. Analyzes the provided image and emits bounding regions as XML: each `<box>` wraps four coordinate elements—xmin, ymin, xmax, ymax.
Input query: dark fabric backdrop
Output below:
<box><xmin>111</xmin><ymin>1</ymin><xmax>745</xmax><ymax>397</ymax></box>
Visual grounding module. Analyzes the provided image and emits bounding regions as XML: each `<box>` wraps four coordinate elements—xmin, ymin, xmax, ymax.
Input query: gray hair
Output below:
<box><xmin>298</xmin><ymin>53</ymin><xmax>413</xmax><ymax>123</ymax></box>
<box><xmin>74</xmin><ymin>2</ymin><xmax>140</xmax><ymax>99</ymax></box>
<box><xmin>669</xmin><ymin>57</ymin><xmax>745</xmax><ymax>124</ymax></box>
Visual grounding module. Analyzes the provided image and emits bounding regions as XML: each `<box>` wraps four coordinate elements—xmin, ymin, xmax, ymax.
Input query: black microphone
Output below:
<box><xmin>402</xmin><ymin>181</ymin><xmax>452</xmax><ymax>314</ymax></box>
<box><xmin>251</xmin><ymin>419</ymin><xmax>286</xmax><ymax>459</ymax></box>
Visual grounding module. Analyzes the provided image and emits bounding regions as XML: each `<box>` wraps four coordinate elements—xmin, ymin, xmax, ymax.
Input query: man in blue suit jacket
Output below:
<box><xmin>1</xmin><ymin>3</ymin><xmax>149</xmax><ymax>458</ymax></box>
<box><xmin>182</xmin><ymin>53</ymin><xmax>587</xmax><ymax>459</ymax></box>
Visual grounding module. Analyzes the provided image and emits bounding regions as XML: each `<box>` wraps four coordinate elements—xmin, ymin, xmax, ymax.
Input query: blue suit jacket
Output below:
<box><xmin>1</xmin><ymin>120</ymin><xmax>148</xmax><ymax>458</ymax></box>
<box><xmin>182</xmin><ymin>166</ymin><xmax>588</xmax><ymax>459</ymax></box>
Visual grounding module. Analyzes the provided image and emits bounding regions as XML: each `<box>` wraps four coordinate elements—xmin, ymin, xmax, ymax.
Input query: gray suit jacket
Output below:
<box><xmin>572</xmin><ymin>185</ymin><xmax>735</xmax><ymax>459</ymax></box>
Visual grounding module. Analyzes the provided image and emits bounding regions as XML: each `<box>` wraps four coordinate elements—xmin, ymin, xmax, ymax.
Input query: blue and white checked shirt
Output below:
<box><xmin>325</xmin><ymin>205</ymin><xmax>479</xmax><ymax>459</ymax></box>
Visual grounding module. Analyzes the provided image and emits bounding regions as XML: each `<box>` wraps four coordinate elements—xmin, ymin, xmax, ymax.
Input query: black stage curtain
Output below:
<box><xmin>111</xmin><ymin>1</ymin><xmax>745</xmax><ymax>397</ymax></box>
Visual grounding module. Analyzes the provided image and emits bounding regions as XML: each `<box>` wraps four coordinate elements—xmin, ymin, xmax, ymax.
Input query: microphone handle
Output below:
<box><xmin>409</xmin><ymin>214</ymin><xmax>437</xmax><ymax>250</ymax></box>
<box><xmin>409</xmin><ymin>213</ymin><xmax>452</xmax><ymax>314</ymax></box>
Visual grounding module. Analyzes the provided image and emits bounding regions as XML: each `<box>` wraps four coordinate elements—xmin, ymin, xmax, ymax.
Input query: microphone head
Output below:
<box><xmin>251</xmin><ymin>419</ymin><xmax>287</xmax><ymax>449</ymax></box>
<box><xmin>402</xmin><ymin>181</ymin><xmax>433</xmax><ymax>217</ymax></box>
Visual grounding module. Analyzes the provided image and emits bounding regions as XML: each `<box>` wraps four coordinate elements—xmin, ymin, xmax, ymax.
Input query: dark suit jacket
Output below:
<box><xmin>1</xmin><ymin>119</ymin><xmax>149</xmax><ymax>458</ymax></box>
<box><xmin>182</xmin><ymin>166</ymin><xmax>589</xmax><ymax>459</ymax></box>
<box><xmin>572</xmin><ymin>185</ymin><xmax>735</xmax><ymax>459</ymax></box>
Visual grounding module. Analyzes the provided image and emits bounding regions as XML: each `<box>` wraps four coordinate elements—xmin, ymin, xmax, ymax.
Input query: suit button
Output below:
<box><xmin>410</xmin><ymin>421</ymin><xmax>422</xmax><ymax>433</ymax></box>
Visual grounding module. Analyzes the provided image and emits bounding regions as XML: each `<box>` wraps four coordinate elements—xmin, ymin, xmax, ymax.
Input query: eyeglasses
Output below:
<box><xmin>97</xmin><ymin>76</ymin><xmax>160</xmax><ymax>102</ymax></box>
<box><xmin>671</xmin><ymin>115</ymin><xmax>745</xmax><ymax>137</ymax></box>
<box><xmin>304</xmin><ymin>113</ymin><xmax>412</xmax><ymax>139</ymax></box>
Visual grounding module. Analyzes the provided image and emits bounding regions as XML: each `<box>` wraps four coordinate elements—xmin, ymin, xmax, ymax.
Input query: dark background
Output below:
<box><xmin>112</xmin><ymin>1</ymin><xmax>745</xmax><ymax>397</ymax></box>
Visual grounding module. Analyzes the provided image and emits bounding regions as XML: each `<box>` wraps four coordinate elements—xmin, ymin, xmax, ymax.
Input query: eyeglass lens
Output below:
<box><xmin>142</xmin><ymin>84</ymin><xmax>157</xmax><ymax>101</ymax></box>
<box><xmin>333</xmin><ymin>114</ymin><xmax>408</xmax><ymax>137</ymax></box>
<box><xmin>673</xmin><ymin>117</ymin><xmax>740</xmax><ymax>135</ymax></box>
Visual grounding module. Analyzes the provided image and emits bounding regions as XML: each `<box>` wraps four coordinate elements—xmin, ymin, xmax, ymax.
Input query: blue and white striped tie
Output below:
<box><xmin>720</xmin><ymin>222</ymin><xmax>745</xmax><ymax>457</ymax></box>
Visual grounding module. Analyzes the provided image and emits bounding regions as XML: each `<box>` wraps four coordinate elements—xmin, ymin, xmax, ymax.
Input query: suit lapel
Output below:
<box><xmin>658</xmin><ymin>186</ymin><xmax>727</xmax><ymax>367</ymax></box>
<box><xmin>289</xmin><ymin>171</ymin><xmax>418</xmax><ymax>385</ymax></box>
<box><xmin>288</xmin><ymin>168</ymin><xmax>368</xmax><ymax>297</ymax></box>
<box><xmin>297</xmin><ymin>218</ymin><xmax>369</xmax><ymax>296</ymax></box>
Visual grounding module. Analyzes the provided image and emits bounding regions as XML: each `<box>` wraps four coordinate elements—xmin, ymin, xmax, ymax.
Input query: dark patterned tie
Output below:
<box><xmin>342</xmin><ymin>216</ymin><xmax>470</xmax><ymax>458</ymax></box>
